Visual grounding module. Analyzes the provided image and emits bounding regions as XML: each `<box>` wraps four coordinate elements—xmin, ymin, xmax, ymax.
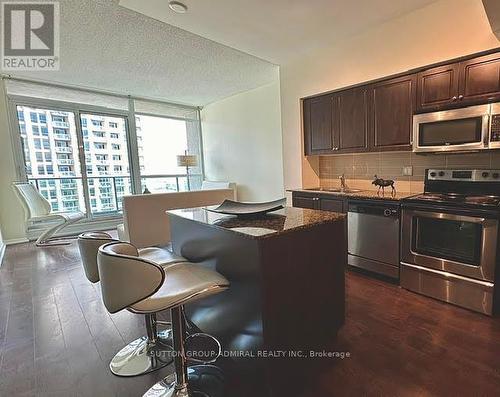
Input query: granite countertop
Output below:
<box><xmin>168</xmin><ymin>206</ymin><xmax>345</xmax><ymax>239</ymax></box>
<box><xmin>289</xmin><ymin>188</ymin><xmax>418</xmax><ymax>201</ymax></box>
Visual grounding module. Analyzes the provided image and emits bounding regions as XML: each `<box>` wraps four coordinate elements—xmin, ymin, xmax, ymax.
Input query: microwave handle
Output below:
<box><xmin>483</xmin><ymin>114</ymin><xmax>490</xmax><ymax>146</ymax></box>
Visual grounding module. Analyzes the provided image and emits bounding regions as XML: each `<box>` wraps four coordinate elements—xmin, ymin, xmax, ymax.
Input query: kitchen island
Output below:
<box><xmin>168</xmin><ymin>206</ymin><xmax>346</xmax><ymax>394</ymax></box>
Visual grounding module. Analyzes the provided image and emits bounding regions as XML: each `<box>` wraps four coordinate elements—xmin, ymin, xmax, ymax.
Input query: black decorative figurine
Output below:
<box><xmin>372</xmin><ymin>175</ymin><xmax>396</xmax><ymax>194</ymax></box>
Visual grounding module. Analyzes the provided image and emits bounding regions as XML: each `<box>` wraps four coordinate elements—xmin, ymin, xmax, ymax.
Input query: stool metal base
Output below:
<box><xmin>111</xmin><ymin>324</ymin><xmax>173</xmax><ymax>377</ymax></box>
<box><xmin>143</xmin><ymin>365</ymin><xmax>224</xmax><ymax>397</ymax></box>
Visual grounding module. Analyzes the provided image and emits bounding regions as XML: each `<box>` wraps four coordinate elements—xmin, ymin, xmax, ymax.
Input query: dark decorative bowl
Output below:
<box><xmin>206</xmin><ymin>198</ymin><xmax>286</xmax><ymax>218</ymax></box>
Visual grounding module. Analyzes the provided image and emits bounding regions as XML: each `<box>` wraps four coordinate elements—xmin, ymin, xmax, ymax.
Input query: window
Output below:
<box><xmin>11</xmin><ymin>86</ymin><xmax>201</xmax><ymax>221</ymax></box>
<box><xmin>136</xmin><ymin>114</ymin><xmax>201</xmax><ymax>193</ymax></box>
<box><xmin>52</xmin><ymin>115</ymin><xmax>67</xmax><ymax>123</ymax></box>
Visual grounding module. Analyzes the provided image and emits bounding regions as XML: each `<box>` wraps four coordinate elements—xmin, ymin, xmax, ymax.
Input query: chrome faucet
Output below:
<box><xmin>339</xmin><ymin>174</ymin><xmax>346</xmax><ymax>191</ymax></box>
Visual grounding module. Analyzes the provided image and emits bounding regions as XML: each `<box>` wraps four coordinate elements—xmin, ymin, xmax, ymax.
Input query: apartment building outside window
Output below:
<box><xmin>7</xmin><ymin>79</ymin><xmax>202</xmax><ymax>224</ymax></box>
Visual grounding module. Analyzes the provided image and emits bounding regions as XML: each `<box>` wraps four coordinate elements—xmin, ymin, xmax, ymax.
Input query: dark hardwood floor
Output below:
<box><xmin>1</xmin><ymin>239</ymin><xmax>500</xmax><ymax>396</ymax></box>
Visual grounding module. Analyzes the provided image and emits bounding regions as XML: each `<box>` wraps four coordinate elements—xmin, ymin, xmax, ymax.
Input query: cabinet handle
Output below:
<box><xmin>458</xmin><ymin>95</ymin><xmax>464</xmax><ymax>100</ymax></box>
<box><xmin>452</xmin><ymin>96</ymin><xmax>457</xmax><ymax>101</ymax></box>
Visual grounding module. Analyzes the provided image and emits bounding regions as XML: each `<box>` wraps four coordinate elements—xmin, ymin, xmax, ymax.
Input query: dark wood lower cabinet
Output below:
<box><xmin>292</xmin><ymin>192</ymin><xmax>347</xmax><ymax>213</ymax></box>
<box><xmin>292</xmin><ymin>195</ymin><xmax>318</xmax><ymax>209</ymax></box>
<box><xmin>319</xmin><ymin>197</ymin><xmax>345</xmax><ymax>213</ymax></box>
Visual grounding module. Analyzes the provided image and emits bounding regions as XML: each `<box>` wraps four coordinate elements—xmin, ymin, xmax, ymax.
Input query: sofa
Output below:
<box><xmin>117</xmin><ymin>183</ymin><xmax>236</xmax><ymax>248</ymax></box>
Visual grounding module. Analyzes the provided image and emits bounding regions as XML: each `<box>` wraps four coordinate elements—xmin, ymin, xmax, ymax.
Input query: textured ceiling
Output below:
<box><xmin>10</xmin><ymin>0</ymin><xmax>278</xmax><ymax>106</ymax></box>
<box><xmin>119</xmin><ymin>0</ymin><xmax>440</xmax><ymax>65</ymax></box>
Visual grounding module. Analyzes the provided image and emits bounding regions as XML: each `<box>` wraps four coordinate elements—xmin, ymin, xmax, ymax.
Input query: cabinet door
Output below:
<box><xmin>292</xmin><ymin>194</ymin><xmax>318</xmax><ymax>209</ymax></box>
<box><xmin>303</xmin><ymin>95</ymin><xmax>334</xmax><ymax>155</ymax></box>
<box><xmin>371</xmin><ymin>75</ymin><xmax>415</xmax><ymax>151</ymax></box>
<box><xmin>416</xmin><ymin>64</ymin><xmax>459</xmax><ymax>112</ymax></box>
<box><xmin>319</xmin><ymin>198</ymin><xmax>345</xmax><ymax>213</ymax></box>
<box><xmin>459</xmin><ymin>53</ymin><xmax>500</xmax><ymax>104</ymax></box>
<box><xmin>336</xmin><ymin>87</ymin><xmax>369</xmax><ymax>152</ymax></box>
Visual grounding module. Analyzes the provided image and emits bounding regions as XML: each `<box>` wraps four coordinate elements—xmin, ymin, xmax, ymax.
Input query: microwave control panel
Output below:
<box><xmin>491</xmin><ymin>114</ymin><xmax>500</xmax><ymax>143</ymax></box>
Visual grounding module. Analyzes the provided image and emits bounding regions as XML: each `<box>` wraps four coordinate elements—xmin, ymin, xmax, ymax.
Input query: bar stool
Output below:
<box><xmin>98</xmin><ymin>242</ymin><xmax>229</xmax><ymax>397</ymax></box>
<box><xmin>77</xmin><ymin>232</ymin><xmax>188</xmax><ymax>377</ymax></box>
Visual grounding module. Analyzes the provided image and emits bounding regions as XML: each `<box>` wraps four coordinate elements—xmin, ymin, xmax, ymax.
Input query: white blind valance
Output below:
<box><xmin>133</xmin><ymin>98</ymin><xmax>199</xmax><ymax>121</ymax></box>
<box><xmin>4</xmin><ymin>78</ymin><xmax>200</xmax><ymax>120</ymax></box>
<box><xmin>5</xmin><ymin>79</ymin><xmax>129</xmax><ymax>111</ymax></box>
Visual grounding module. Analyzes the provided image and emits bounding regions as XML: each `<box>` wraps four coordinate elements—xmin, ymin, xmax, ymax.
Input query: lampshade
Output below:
<box><xmin>177</xmin><ymin>154</ymin><xmax>198</xmax><ymax>167</ymax></box>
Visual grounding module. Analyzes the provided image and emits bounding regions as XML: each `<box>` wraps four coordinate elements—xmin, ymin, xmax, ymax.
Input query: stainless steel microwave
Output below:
<box><xmin>413</xmin><ymin>103</ymin><xmax>500</xmax><ymax>153</ymax></box>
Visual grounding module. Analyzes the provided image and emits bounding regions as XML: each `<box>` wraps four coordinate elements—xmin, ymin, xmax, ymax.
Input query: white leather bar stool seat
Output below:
<box><xmin>130</xmin><ymin>262</ymin><xmax>229</xmax><ymax>314</ymax></box>
<box><xmin>139</xmin><ymin>247</ymin><xmax>188</xmax><ymax>269</ymax></box>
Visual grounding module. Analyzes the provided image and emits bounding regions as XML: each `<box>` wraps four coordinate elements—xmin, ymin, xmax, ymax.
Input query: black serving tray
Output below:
<box><xmin>206</xmin><ymin>198</ymin><xmax>286</xmax><ymax>217</ymax></box>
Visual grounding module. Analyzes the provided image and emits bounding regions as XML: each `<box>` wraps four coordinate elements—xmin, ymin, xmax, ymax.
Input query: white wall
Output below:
<box><xmin>201</xmin><ymin>80</ymin><xmax>285</xmax><ymax>201</ymax></box>
<box><xmin>0</xmin><ymin>81</ymin><xmax>27</xmax><ymax>243</ymax></box>
<box><xmin>280</xmin><ymin>0</ymin><xmax>500</xmax><ymax>195</ymax></box>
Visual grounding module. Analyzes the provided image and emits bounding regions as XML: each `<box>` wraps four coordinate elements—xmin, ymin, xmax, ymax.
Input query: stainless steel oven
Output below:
<box><xmin>401</xmin><ymin>209</ymin><xmax>498</xmax><ymax>282</ymax></box>
<box><xmin>401</xmin><ymin>207</ymin><xmax>499</xmax><ymax>314</ymax></box>
<box><xmin>412</xmin><ymin>103</ymin><xmax>500</xmax><ymax>153</ymax></box>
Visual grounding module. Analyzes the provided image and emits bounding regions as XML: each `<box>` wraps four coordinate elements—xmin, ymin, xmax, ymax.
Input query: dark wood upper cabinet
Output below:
<box><xmin>371</xmin><ymin>75</ymin><xmax>416</xmax><ymax>151</ymax></box>
<box><xmin>459</xmin><ymin>52</ymin><xmax>500</xmax><ymax>104</ymax></box>
<box><xmin>303</xmin><ymin>95</ymin><xmax>334</xmax><ymax>155</ymax></box>
<box><xmin>336</xmin><ymin>87</ymin><xmax>369</xmax><ymax>153</ymax></box>
<box><xmin>416</xmin><ymin>64</ymin><xmax>459</xmax><ymax>112</ymax></box>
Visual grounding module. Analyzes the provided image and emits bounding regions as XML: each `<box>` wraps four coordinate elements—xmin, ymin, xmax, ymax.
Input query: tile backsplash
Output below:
<box><xmin>319</xmin><ymin>151</ymin><xmax>500</xmax><ymax>193</ymax></box>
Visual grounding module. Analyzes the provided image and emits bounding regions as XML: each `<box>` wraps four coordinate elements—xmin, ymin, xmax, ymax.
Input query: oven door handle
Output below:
<box><xmin>408</xmin><ymin>210</ymin><xmax>496</xmax><ymax>226</ymax></box>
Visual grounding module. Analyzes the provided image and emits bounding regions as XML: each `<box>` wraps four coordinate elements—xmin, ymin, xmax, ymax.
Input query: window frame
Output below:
<box><xmin>6</xmin><ymin>91</ymin><xmax>204</xmax><ymax>223</ymax></box>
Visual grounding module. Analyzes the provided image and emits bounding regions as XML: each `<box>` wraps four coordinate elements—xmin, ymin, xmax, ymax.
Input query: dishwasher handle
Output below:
<box><xmin>348</xmin><ymin>202</ymin><xmax>399</xmax><ymax>218</ymax></box>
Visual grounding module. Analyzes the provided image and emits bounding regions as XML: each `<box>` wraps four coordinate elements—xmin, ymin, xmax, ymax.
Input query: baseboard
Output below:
<box><xmin>0</xmin><ymin>241</ymin><xmax>5</xmax><ymax>266</ymax></box>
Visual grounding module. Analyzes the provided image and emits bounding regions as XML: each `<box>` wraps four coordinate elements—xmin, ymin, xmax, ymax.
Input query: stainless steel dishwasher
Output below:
<box><xmin>347</xmin><ymin>200</ymin><xmax>400</xmax><ymax>279</ymax></box>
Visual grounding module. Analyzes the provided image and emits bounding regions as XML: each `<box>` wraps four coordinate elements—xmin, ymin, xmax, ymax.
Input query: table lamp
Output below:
<box><xmin>177</xmin><ymin>151</ymin><xmax>198</xmax><ymax>190</ymax></box>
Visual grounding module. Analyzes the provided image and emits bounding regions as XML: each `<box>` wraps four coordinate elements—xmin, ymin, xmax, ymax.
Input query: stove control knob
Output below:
<box><xmin>430</xmin><ymin>172</ymin><xmax>437</xmax><ymax>177</ymax></box>
<box><xmin>493</xmin><ymin>173</ymin><xmax>499</xmax><ymax>179</ymax></box>
<box><xmin>482</xmin><ymin>172</ymin><xmax>490</xmax><ymax>178</ymax></box>
<box><xmin>438</xmin><ymin>171</ymin><xmax>445</xmax><ymax>177</ymax></box>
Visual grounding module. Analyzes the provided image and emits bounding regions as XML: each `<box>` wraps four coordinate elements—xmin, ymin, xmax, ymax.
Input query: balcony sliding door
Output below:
<box><xmin>80</xmin><ymin>113</ymin><xmax>132</xmax><ymax>216</ymax></box>
<box><xmin>15</xmin><ymin>106</ymin><xmax>132</xmax><ymax>218</ymax></box>
<box><xmin>16</xmin><ymin>105</ymin><xmax>87</xmax><ymax>214</ymax></box>
<box><xmin>8</xmin><ymin>79</ymin><xmax>204</xmax><ymax>225</ymax></box>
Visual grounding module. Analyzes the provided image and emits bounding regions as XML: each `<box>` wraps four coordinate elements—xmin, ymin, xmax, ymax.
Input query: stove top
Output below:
<box><xmin>402</xmin><ymin>168</ymin><xmax>500</xmax><ymax>211</ymax></box>
<box><xmin>408</xmin><ymin>193</ymin><xmax>500</xmax><ymax>207</ymax></box>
